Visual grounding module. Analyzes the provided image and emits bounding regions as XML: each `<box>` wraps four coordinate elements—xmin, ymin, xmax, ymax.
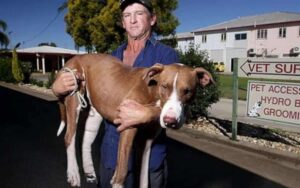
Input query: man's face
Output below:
<box><xmin>122</xmin><ymin>3</ymin><xmax>156</xmax><ymax>40</ymax></box>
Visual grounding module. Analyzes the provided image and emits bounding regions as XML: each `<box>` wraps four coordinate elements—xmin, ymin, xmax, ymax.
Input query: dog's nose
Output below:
<box><xmin>163</xmin><ymin>115</ymin><xmax>177</xmax><ymax>128</ymax></box>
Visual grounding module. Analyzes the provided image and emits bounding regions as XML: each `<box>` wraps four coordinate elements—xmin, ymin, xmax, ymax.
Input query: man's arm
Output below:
<box><xmin>52</xmin><ymin>71</ymin><xmax>78</xmax><ymax>97</ymax></box>
<box><xmin>113</xmin><ymin>99</ymin><xmax>161</xmax><ymax>132</ymax></box>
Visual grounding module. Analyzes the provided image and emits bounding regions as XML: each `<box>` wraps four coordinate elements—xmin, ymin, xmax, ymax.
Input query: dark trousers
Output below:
<box><xmin>98</xmin><ymin>159</ymin><xmax>168</xmax><ymax>188</ymax></box>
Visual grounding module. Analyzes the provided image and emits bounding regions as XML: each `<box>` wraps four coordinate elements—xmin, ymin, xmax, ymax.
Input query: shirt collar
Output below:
<box><xmin>117</xmin><ymin>34</ymin><xmax>157</xmax><ymax>60</ymax></box>
<box><xmin>121</xmin><ymin>34</ymin><xmax>157</xmax><ymax>49</ymax></box>
<box><xmin>147</xmin><ymin>34</ymin><xmax>157</xmax><ymax>46</ymax></box>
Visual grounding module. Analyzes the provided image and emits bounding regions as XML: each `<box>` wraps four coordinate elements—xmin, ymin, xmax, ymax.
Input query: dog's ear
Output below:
<box><xmin>194</xmin><ymin>67</ymin><xmax>215</xmax><ymax>87</ymax></box>
<box><xmin>143</xmin><ymin>63</ymin><xmax>164</xmax><ymax>86</ymax></box>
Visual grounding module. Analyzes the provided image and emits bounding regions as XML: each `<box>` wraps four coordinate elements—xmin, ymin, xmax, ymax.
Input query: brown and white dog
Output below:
<box><xmin>56</xmin><ymin>53</ymin><xmax>214</xmax><ymax>188</ymax></box>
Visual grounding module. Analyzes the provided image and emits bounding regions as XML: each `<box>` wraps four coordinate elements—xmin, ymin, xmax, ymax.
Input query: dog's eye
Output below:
<box><xmin>183</xmin><ymin>88</ymin><xmax>191</xmax><ymax>95</ymax></box>
<box><xmin>161</xmin><ymin>84</ymin><xmax>168</xmax><ymax>89</ymax></box>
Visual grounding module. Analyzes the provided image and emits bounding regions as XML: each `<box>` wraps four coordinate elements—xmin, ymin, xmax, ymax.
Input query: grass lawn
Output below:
<box><xmin>217</xmin><ymin>74</ymin><xmax>300</xmax><ymax>100</ymax></box>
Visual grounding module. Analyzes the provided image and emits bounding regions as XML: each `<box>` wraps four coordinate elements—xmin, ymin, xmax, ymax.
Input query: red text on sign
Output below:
<box><xmin>275</xmin><ymin>64</ymin><xmax>300</xmax><ymax>74</ymax></box>
<box><xmin>248</xmin><ymin>63</ymin><xmax>270</xmax><ymax>72</ymax></box>
<box><xmin>250</xmin><ymin>84</ymin><xmax>266</xmax><ymax>92</ymax></box>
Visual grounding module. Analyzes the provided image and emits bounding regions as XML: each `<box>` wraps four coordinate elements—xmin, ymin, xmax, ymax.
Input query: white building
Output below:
<box><xmin>177</xmin><ymin>12</ymin><xmax>300</xmax><ymax>72</ymax></box>
<box><xmin>176</xmin><ymin>32</ymin><xmax>194</xmax><ymax>53</ymax></box>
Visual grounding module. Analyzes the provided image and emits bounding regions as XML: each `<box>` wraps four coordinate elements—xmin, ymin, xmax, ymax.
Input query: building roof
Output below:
<box><xmin>17</xmin><ymin>46</ymin><xmax>86</xmax><ymax>55</ymax></box>
<box><xmin>194</xmin><ymin>11</ymin><xmax>300</xmax><ymax>33</ymax></box>
<box><xmin>176</xmin><ymin>32</ymin><xmax>194</xmax><ymax>39</ymax></box>
<box><xmin>158</xmin><ymin>32</ymin><xmax>194</xmax><ymax>41</ymax></box>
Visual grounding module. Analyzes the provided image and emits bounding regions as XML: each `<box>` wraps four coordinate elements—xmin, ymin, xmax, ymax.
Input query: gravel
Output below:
<box><xmin>185</xmin><ymin>117</ymin><xmax>300</xmax><ymax>155</ymax></box>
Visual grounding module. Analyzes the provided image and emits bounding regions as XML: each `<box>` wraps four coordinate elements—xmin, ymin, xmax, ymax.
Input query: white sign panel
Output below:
<box><xmin>247</xmin><ymin>81</ymin><xmax>300</xmax><ymax>126</ymax></box>
<box><xmin>238</xmin><ymin>58</ymin><xmax>300</xmax><ymax>80</ymax></box>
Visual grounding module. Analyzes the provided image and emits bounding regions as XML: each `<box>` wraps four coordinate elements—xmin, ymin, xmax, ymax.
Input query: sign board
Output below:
<box><xmin>247</xmin><ymin>80</ymin><xmax>300</xmax><ymax>126</ymax></box>
<box><xmin>238</xmin><ymin>58</ymin><xmax>300</xmax><ymax>80</ymax></box>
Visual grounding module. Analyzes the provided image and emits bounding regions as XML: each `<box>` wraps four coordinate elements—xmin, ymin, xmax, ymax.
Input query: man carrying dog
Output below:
<box><xmin>52</xmin><ymin>0</ymin><xmax>180</xmax><ymax>187</ymax></box>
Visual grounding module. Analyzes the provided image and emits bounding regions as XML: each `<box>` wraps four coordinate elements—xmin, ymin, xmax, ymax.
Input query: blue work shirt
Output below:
<box><xmin>100</xmin><ymin>36</ymin><xmax>178</xmax><ymax>172</ymax></box>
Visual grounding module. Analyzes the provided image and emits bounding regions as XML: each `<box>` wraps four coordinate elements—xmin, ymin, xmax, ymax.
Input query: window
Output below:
<box><xmin>202</xmin><ymin>35</ymin><xmax>207</xmax><ymax>43</ymax></box>
<box><xmin>279</xmin><ymin>27</ymin><xmax>286</xmax><ymax>38</ymax></box>
<box><xmin>257</xmin><ymin>29</ymin><xmax>267</xmax><ymax>39</ymax></box>
<box><xmin>221</xmin><ymin>33</ymin><xmax>226</xmax><ymax>41</ymax></box>
<box><xmin>235</xmin><ymin>33</ymin><xmax>247</xmax><ymax>40</ymax></box>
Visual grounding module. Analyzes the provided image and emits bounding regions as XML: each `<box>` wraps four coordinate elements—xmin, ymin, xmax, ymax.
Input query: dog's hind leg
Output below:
<box><xmin>64</xmin><ymin>95</ymin><xmax>81</xmax><ymax>187</ymax></box>
<box><xmin>82</xmin><ymin>106</ymin><xmax>102</xmax><ymax>183</ymax></box>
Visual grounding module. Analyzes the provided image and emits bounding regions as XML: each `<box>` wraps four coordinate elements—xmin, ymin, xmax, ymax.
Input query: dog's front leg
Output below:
<box><xmin>111</xmin><ymin>128</ymin><xmax>138</xmax><ymax>188</ymax></box>
<box><xmin>82</xmin><ymin>106</ymin><xmax>103</xmax><ymax>183</ymax></box>
<box><xmin>65</xmin><ymin>96</ymin><xmax>81</xmax><ymax>187</ymax></box>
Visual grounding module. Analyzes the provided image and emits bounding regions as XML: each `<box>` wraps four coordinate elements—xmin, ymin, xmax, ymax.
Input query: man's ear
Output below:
<box><xmin>194</xmin><ymin>67</ymin><xmax>215</xmax><ymax>87</ymax></box>
<box><xmin>143</xmin><ymin>63</ymin><xmax>164</xmax><ymax>85</ymax></box>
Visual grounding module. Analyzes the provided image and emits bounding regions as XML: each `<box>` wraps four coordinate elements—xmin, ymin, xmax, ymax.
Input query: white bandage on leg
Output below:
<box><xmin>82</xmin><ymin>106</ymin><xmax>103</xmax><ymax>182</ymax></box>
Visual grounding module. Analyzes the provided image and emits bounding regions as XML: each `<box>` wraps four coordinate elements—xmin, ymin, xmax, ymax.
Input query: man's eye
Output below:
<box><xmin>136</xmin><ymin>11</ymin><xmax>144</xmax><ymax>15</ymax></box>
<box><xmin>123</xmin><ymin>14</ymin><xmax>130</xmax><ymax>18</ymax></box>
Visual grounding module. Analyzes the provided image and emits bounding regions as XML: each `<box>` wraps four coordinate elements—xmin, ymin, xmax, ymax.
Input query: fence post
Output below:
<box><xmin>232</xmin><ymin>58</ymin><xmax>238</xmax><ymax>140</ymax></box>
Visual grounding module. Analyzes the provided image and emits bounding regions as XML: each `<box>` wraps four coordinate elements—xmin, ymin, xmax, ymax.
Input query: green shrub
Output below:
<box><xmin>46</xmin><ymin>71</ymin><xmax>56</xmax><ymax>89</ymax></box>
<box><xmin>0</xmin><ymin>57</ymin><xmax>16</xmax><ymax>82</ymax></box>
<box><xmin>12</xmin><ymin>48</ymin><xmax>24</xmax><ymax>82</ymax></box>
<box><xmin>20</xmin><ymin>61</ymin><xmax>32</xmax><ymax>83</ymax></box>
<box><xmin>30</xmin><ymin>78</ymin><xmax>44</xmax><ymax>87</ymax></box>
<box><xmin>36</xmin><ymin>80</ymin><xmax>44</xmax><ymax>87</ymax></box>
<box><xmin>178</xmin><ymin>48</ymin><xmax>220</xmax><ymax>120</ymax></box>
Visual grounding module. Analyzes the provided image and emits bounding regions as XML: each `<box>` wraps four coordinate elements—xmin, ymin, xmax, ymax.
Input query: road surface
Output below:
<box><xmin>0</xmin><ymin>86</ymin><xmax>284</xmax><ymax>188</ymax></box>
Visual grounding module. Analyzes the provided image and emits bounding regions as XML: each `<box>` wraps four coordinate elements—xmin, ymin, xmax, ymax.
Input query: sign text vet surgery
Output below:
<box><xmin>239</xmin><ymin>58</ymin><xmax>300</xmax><ymax>80</ymax></box>
<box><xmin>237</xmin><ymin>58</ymin><xmax>300</xmax><ymax>126</ymax></box>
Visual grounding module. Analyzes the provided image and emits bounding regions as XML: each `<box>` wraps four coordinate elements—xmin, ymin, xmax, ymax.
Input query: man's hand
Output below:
<box><xmin>114</xmin><ymin>99</ymin><xmax>161</xmax><ymax>132</ymax></box>
<box><xmin>52</xmin><ymin>71</ymin><xmax>82</xmax><ymax>97</ymax></box>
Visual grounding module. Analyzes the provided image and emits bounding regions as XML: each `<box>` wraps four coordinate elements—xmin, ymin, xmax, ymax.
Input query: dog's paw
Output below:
<box><xmin>67</xmin><ymin>168</ymin><xmax>81</xmax><ymax>187</ymax></box>
<box><xmin>85</xmin><ymin>173</ymin><xmax>97</xmax><ymax>184</ymax></box>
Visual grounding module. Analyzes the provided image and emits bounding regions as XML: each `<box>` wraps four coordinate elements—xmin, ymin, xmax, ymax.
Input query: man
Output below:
<box><xmin>52</xmin><ymin>0</ymin><xmax>178</xmax><ymax>187</ymax></box>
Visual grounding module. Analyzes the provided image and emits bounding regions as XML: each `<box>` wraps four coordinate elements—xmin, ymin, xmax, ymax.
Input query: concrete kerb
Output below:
<box><xmin>0</xmin><ymin>81</ymin><xmax>58</xmax><ymax>101</ymax></box>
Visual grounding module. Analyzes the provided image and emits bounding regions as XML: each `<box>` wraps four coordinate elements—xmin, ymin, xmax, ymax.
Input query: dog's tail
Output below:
<box><xmin>57</xmin><ymin>101</ymin><xmax>66</xmax><ymax>136</ymax></box>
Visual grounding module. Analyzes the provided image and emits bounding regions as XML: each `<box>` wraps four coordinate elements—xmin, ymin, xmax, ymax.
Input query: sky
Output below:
<box><xmin>1</xmin><ymin>0</ymin><xmax>300</xmax><ymax>50</ymax></box>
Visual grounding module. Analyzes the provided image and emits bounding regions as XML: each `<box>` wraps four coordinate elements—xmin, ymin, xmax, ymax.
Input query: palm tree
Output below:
<box><xmin>0</xmin><ymin>19</ymin><xmax>10</xmax><ymax>49</ymax></box>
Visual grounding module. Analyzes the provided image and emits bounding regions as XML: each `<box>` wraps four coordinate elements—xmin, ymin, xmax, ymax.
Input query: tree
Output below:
<box><xmin>64</xmin><ymin>0</ymin><xmax>106</xmax><ymax>52</ymax></box>
<box><xmin>11</xmin><ymin>47</ymin><xmax>24</xmax><ymax>82</ymax></box>
<box><xmin>179</xmin><ymin>47</ymin><xmax>220</xmax><ymax>120</ymax></box>
<box><xmin>0</xmin><ymin>19</ymin><xmax>10</xmax><ymax>49</ymax></box>
<box><xmin>38</xmin><ymin>42</ymin><xmax>57</xmax><ymax>47</ymax></box>
<box><xmin>62</xmin><ymin>0</ymin><xmax>179</xmax><ymax>52</ymax></box>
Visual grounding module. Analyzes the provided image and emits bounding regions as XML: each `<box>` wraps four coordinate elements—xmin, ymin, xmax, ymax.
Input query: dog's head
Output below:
<box><xmin>144</xmin><ymin>63</ymin><xmax>214</xmax><ymax>129</ymax></box>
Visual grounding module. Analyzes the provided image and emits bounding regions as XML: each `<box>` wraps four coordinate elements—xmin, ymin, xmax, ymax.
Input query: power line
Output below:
<box><xmin>22</xmin><ymin>11</ymin><xmax>62</xmax><ymax>45</ymax></box>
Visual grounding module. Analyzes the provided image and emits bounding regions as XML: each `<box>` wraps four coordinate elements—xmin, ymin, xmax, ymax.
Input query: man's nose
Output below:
<box><xmin>130</xmin><ymin>14</ymin><xmax>137</xmax><ymax>23</ymax></box>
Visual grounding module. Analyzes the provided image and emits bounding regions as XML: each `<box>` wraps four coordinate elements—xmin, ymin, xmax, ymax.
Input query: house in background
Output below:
<box><xmin>16</xmin><ymin>46</ymin><xmax>86</xmax><ymax>74</ymax></box>
<box><xmin>176</xmin><ymin>32</ymin><xmax>194</xmax><ymax>53</ymax></box>
<box><xmin>176</xmin><ymin>12</ymin><xmax>300</xmax><ymax>72</ymax></box>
